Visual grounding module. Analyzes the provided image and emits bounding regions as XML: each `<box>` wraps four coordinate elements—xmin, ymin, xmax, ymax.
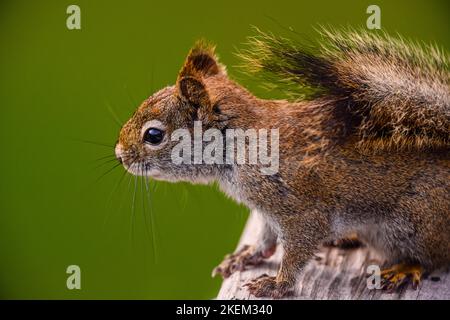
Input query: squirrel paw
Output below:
<box><xmin>380</xmin><ymin>263</ymin><xmax>424</xmax><ymax>291</ymax></box>
<box><xmin>244</xmin><ymin>274</ymin><xmax>292</xmax><ymax>298</ymax></box>
<box><xmin>212</xmin><ymin>244</ymin><xmax>276</xmax><ymax>278</ymax></box>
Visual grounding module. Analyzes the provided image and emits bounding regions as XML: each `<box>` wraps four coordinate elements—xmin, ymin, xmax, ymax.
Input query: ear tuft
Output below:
<box><xmin>178</xmin><ymin>40</ymin><xmax>225</xmax><ymax>78</ymax></box>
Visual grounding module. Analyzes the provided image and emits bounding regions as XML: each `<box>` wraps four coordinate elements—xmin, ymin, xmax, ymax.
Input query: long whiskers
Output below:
<box><xmin>138</xmin><ymin>164</ymin><xmax>154</xmax><ymax>263</ymax></box>
<box><xmin>143</xmin><ymin>164</ymin><xmax>158</xmax><ymax>263</ymax></box>
<box><xmin>93</xmin><ymin>157</ymin><xmax>120</xmax><ymax>170</ymax></box>
<box><xmin>105</xmin><ymin>101</ymin><xmax>124</xmax><ymax>128</ymax></box>
<box><xmin>94</xmin><ymin>161</ymin><xmax>123</xmax><ymax>183</ymax></box>
<box><xmin>76</xmin><ymin>138</ymin><xmax>115</xmax><ymax>149</ymax></box>
<box><xmin>92</xmin><ymin>154</ymin><xmax>117</xmax><ymax>163</ymax></box>
<box><xmin>101</xmin><ymin>166</ymin><xmax>130</xmax><ymax>231</ymax></box>
<box><xmin>91</xmin><ymin>147</ymin><xmax>159</xmax><ymax>265</ymax></box>
<box><xmin>129</xmin><ymin>165</ymin><xmax>138</xmax><ymax>246</ymax></box>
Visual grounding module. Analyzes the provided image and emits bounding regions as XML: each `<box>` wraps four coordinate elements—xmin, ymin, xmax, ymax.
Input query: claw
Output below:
<box><xmin>244</xmin><ymin>274</ymin><xmax>292</xmax><ymax>298</ymax></box>
<box><xmin>212</xmin><ymin>245</ymin><xmax>273</xmax><ymax>279</ymax></box>
<box><xmin>380</xmin><ymin>263</ymin><xmax>424</xmax><ymax>292</ymax></box>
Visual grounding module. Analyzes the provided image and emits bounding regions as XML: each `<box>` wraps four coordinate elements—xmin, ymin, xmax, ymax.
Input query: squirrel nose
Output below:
<box><xmin>115</xmin><ymin>143</ymin><xmax>124</xmax><ymax>164</ymax></box>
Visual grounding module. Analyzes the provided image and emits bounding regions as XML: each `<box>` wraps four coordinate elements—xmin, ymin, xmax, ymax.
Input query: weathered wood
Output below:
<box><xmin>217</xmin><ymin>213</ymin><xmax>450</xmax><ymax>300</ymax></box>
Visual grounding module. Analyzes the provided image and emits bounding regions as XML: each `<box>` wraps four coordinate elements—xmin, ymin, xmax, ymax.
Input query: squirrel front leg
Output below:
<box><xmin>212</xmin><ymin>211</ymin><xmax>277</xmax><ymax>278</ymax></box>
<box><xmin>245</xmin><ymin>211</ymin><xmax>329</xmax><ymax>298</ymax></box>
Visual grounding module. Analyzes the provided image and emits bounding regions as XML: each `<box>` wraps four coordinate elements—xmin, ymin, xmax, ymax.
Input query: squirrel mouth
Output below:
<box><xmin>122</xmin><ymin>162</ymin><xmax>162</xmax><ymax>179</ymax></box>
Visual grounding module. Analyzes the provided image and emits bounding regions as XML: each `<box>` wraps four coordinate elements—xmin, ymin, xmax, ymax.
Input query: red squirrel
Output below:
<box><xmin>115</xmin><ymin>29</ymin><xmax>449</xmax><ymax>298</ymax></box>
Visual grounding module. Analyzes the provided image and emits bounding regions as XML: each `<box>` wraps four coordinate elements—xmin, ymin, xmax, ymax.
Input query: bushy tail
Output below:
<box><xmin>239</xmin><ymin>28</ymin><xmax>450</xmax><ymax>150</ymax></box>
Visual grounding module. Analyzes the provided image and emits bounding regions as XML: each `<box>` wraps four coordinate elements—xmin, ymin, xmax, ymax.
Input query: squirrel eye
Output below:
<box><xmin>143</xmin><ymin>128</ymin><xmax>164</xmax><ymax>145</ymax></box>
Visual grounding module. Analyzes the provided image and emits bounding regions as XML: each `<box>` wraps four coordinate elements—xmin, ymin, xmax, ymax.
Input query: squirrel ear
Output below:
<box><xmin>177</xmin><ymin>76</ymin><xmax>211</xmax><ymax>108</ymax></box>
<box><xmin>178</xmin><ymin>40</ymin><xmax>226</xmax><ymax>79</ymax></box>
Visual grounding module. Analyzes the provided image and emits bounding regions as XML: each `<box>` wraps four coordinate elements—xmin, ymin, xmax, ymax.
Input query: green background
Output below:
<box><xmin>0</xmin><ymin>0</ymin><xmax>448</xmax><ymax>299</ymax></box>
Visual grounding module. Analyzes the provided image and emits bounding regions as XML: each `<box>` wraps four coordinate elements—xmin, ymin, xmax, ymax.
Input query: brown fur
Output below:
<box><xmin>116</xmin><ymin>35</ymin><xmax>450</xmax><ymax>298</ymax></box>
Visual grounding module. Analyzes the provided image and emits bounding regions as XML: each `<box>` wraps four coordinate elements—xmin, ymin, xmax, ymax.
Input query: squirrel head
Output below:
<box><xmin>115</xmin><ymin>41</ymin><xmax>233</xmax><ymax>182</ymax></box>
